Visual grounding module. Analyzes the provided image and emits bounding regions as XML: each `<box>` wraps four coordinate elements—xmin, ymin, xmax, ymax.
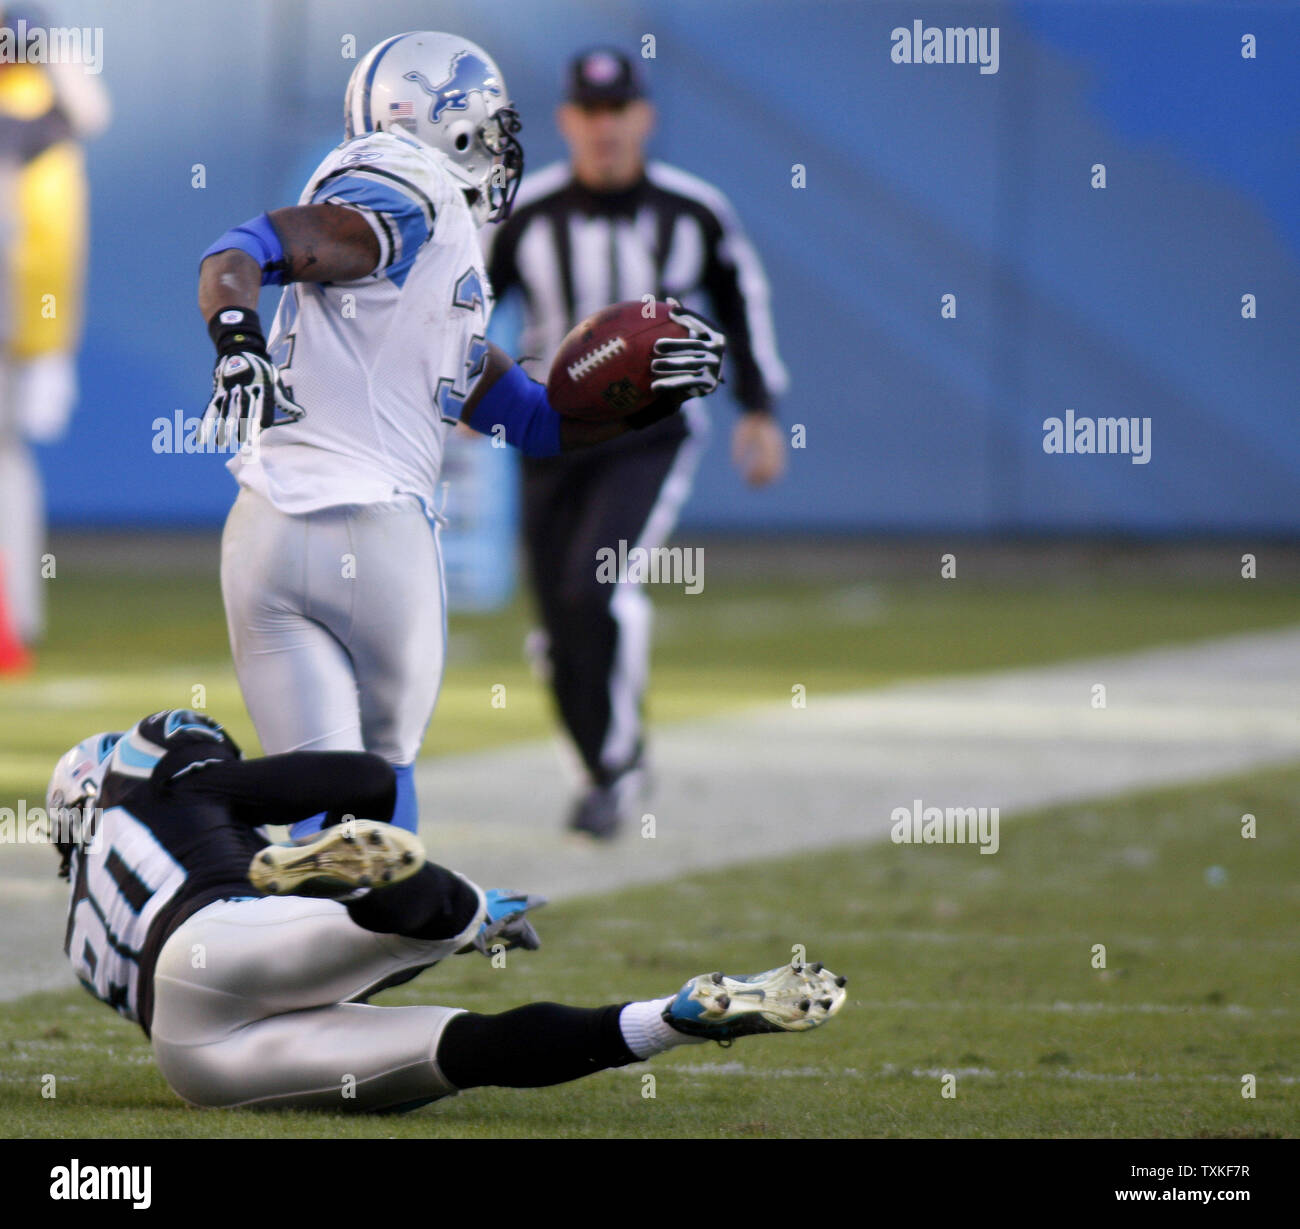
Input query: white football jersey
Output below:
<box><xmin>228</xmin><ymin>131</ymin><xmax>493</xmax><ymax>516</ymax></box>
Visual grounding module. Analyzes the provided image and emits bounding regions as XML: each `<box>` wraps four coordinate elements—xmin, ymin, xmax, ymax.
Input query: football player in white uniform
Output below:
<box><xmin>45</xmin><ymin>714</ymin><xmax>846</xmax><ymax>1113</ymax></box>
<box><xmin>196</xmin><ymin>32</ymin><xmax>725</xmax><ymax>838</ymax></box>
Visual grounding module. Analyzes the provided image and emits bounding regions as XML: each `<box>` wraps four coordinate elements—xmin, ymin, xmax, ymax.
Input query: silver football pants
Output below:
<box><xmin>149</xmin><ymin>892</ymin><xmax>483</xmax><ymax>1112</ymax></box>
<box><xmin>220</xmin><ymin>485</ymin><xmax>445</xmax><ymax>763</ymax></box>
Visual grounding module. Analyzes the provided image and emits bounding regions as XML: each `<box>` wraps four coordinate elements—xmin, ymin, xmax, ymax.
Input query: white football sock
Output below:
<box><xmin>619</xmin><ymin>996</ymin><xmax>708</xmax><ymax>1059</ymax></box>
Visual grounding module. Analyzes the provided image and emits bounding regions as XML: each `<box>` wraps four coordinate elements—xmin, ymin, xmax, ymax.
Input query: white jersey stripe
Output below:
<box><xmin>646</xmin><ymin>161</ymin><xmax>789</xmax><ymax>398</ymax></box>
<box><xmin>515</xmin><ymin>219</ymin><xmax>568</xmax><ymax>379</ymax></box>
<box><xmin>614</xmin><ymin>214</ymin><xmax>656</xmax><ymax>302</ymax></box>
<box><xmin>719</xmin><ymin>224</ymin><xmax>788</xmax><ymax>398</ymax></box>
<box><xmin>569</xmin><ymin>214</ymin><xmax>613</xmax><ymax>323</ymax></box>
<box><xmin>661</xmin><ymin>213</ymin><xmax>706</xmax><ymax>298</ymax></box>
<box><xmin>602</xmin><ymin>428</ymin><xmax>708</xmax><ymax>771</ymax></box>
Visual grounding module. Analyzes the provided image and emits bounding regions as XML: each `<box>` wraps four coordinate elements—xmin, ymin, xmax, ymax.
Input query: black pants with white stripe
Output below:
<box><xmin>522</xmin><ymin>417</ymin><xmax>702</xmax><ymax>787</ymax></box>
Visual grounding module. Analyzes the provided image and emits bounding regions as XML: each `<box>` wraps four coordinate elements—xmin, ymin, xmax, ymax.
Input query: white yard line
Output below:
<box><xmin>3</xmin><ymin>625</ymin><xmax>1299</xmax><ymax>1001</ymax></box>
<box><xmin>405</xmin><ymin>626</ymin><xmax>1300</xmax><ymax>898</ymax></box>
<box><xmin>633</xmin><ymin>1063</ymin><xmax>1300</xmax><ymax>1086</ymax></box>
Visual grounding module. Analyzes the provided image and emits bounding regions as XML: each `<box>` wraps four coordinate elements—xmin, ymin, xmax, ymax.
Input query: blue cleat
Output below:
<box><xmin>663</xmin><ymin>960</ymin><xmax>847</xmax><ymax>1043</ymax></box>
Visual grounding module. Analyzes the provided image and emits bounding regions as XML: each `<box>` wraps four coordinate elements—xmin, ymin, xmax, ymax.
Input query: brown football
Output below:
<box><xmin>546</xmin><ymin>300</ymin><xmax>688</xmax><ymax>421</ymax></box>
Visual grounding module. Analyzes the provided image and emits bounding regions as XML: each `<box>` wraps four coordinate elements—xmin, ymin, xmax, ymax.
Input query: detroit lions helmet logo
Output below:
<box><xmin>404</xmin><ymin>53</ymin><xmax>502</xmax><ymax>124</ymax></box>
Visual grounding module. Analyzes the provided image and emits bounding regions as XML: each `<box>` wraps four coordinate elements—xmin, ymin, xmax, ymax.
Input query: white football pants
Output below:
<box><xmin>220</xmin><ymin>485</ymin><xmax>445</xmax><ymax>763</ymax></box>
<box><xmin>149</xmin><ymin>893</ymin><xmax>481</xmax><ymax>1111</ymax></box>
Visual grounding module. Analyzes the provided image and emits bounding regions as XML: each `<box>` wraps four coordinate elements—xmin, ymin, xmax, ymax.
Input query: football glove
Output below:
<box><xmin>467</xmin><ymin>889</ymin><xmax>547</xmax><ymax>956</ymax></box>
<box><xmin>649</xmin><ymin>298</ymin><xmax>726</xmax><ymax>399</ymax></box>
<box><xmin>201</xmin><ymin>307</ymin><xmax>304</xmax><ymax>449</ymax></box>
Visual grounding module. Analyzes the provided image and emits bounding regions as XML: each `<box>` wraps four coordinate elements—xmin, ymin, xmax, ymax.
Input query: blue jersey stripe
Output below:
<box><xmin>312</xmin><ymin>174</ymin><xmax>432</xmax><ymax>283</ymax></box>
<box><xmin>115</xmin><ymin>738</ymin><xmax>163</xmax><ymax>773</ymax></box>
<box><xmin>315</xmin><ymin>164</ymin><xmax>436</xmax><ymax>230</ymax></box>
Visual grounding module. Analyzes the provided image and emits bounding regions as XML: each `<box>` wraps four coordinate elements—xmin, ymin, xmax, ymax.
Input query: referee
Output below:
<box><xmin>485</xmin><ymin>47</ymin><xmax>788</xmax><ymax>838</ymax></box>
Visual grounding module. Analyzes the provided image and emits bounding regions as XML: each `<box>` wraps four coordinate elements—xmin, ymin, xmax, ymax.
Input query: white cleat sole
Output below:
<box><xmin>669</xmin><ymin>960</ymin><xmax>848</xmax><ymax>1039</ymax></box>
<box><xmin>249</xmin><ymin>820</ymin><xmax>426</xmax><ymax>898</ymax></box>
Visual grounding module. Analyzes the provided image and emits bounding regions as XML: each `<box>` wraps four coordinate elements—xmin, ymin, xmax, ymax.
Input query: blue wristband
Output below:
<box><xmin>201</xmin><ymin>213</ymin><xmax>288</xmax><ymax>286</ymax></box>
<box><xmin>467</xmin><ymin>362</ymin><xmax>563</xmax><ymax>458</ymax></box>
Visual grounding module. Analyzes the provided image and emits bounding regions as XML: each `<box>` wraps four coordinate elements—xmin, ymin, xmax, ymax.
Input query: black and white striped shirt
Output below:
<box><xmin>484</xmin><ymin>160</ymin><xmax>788</xmax><ymax>418</ymax></box>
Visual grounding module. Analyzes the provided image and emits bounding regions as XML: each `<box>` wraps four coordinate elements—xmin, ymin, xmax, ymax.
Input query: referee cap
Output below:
<box><xmin>566</xmin><ymin>47</ymin><xmax>646</xmax><ymax>105</ymax></box>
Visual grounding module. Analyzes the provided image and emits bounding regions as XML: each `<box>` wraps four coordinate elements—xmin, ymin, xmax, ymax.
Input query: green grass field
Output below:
<box><xmin>2</xmin><ymin>764</ymin><xmax>1296</xmax><ymax>1138</ymax></box>
<box><xmin>4</xmin><ymin>544</ymin><xmax>1300</xmax><ymax>800</ymax></box>
<box><xmin>2</xmin><ymin>542</ymin><xmax>1299</xmax><ymax>1137</ymax></box>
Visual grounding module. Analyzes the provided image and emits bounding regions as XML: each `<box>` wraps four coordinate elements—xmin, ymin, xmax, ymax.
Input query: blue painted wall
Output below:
<box><xmin>35</xmin><ymin>0</ymin><xmax>1300</xmax><ymax>532</ymax></box>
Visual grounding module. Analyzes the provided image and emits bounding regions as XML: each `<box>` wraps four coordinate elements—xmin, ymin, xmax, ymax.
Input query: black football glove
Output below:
<box><xmin>201</xmin><ymin>307</ymin><xmax>305</xmax><ymax>449</ymax></box>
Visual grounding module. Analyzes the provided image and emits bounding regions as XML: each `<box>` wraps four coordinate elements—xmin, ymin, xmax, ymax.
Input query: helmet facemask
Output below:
<box><xmin>474</xmin><ymin>106</ymin><xmax>524</xmax><ymax>223</ymax></box>
<box><xmin>45</xmin><ymin>732</ymin><xmax>121</xmax><ymax>879</ymax></box>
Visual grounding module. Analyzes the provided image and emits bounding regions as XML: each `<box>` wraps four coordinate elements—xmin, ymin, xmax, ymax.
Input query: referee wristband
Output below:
<box><xmin>207</xmin><ymin>307</ymin><xmax>268</xmax><ymax>359</ymax></box>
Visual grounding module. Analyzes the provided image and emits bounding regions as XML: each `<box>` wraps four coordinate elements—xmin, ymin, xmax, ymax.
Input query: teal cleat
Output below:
<box><xmin>465</xmin><ymin>888</ymin><xmax>548</xmax><ymax>956</ymax></box>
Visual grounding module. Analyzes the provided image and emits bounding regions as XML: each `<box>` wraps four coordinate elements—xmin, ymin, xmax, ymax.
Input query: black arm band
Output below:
<box><xmin>207</xmin><ymin>306</ymin><xmax>268</xmax><ymax>359</ymax></box>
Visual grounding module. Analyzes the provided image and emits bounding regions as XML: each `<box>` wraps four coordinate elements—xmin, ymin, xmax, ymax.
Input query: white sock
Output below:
<box><xmin>619</xmin><ymin>996</ymin><xmax>708</xmax><ymax>1060</ymax></box>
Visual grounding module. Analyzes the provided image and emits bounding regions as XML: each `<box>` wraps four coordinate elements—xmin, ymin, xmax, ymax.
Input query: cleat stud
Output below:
<box><xmin>358</xmin><ymin>874</ymin><xmax>371</xmax><ymax>888</ymax></box>
<box><xmin>401</xmin><ymin>850</ymin><xmax>416</xmax><ymax>864</ymax></box>
<box><xmin>342</xmin><ymin>833</ymin><xmax>356</xmax><ymax>844</ymax></box>
<box><xmin>835</xmin><ymin>975</ymin><xmax>847</xmax><ymax>987</ymax></box>
<box><xmin>380</xmin><ymin>870</ymin><xmax>393</xmax><ymax>883</ymax></box>
<box><xmin>791</xmin><ymin>963</ymin><xmax>802</xmax><ymax>974</ymax></box>
<box><xmin>819</xmin><ymin>997</ymin><xmax>833</xmax><ymax>1010</ymax></box>
<box><xmin>798</xmin><ymin>998</ymin><xmax>811</xmax><ymax>1012</ymax></box>
<box><xmin>716</xmin><ymin>994</ymin><xmax>730</xmax><ymax>1010</ymax></box>
<box><xmin>810</xmin><ymin>962</ymin><xmax>823</xmax><ymax>973</ymax></box>
<box><xmin>266</xmin><ymin>880</ymin><xmax>279</xmax><ymax>893</ymax></box>
<box><xmin>368</xmin><ymin>831</ymin><xmax>383</xmax><ymax>846</ymax></box>
<box><xmin>710</xmin><ymin>972</ymin><xmax>725</xmax><ymax>985</ymax></box>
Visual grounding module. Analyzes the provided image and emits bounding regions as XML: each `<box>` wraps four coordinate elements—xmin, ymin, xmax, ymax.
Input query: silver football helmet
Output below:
<box><xmin>46</xmin><ymin>731</ymin><xmax>122</xmax><ymax>878</ymax></box>
<box><xmin>343</xmin><ymin>31</ymin><xmax>524</xmax><ymax>225</ymax></box>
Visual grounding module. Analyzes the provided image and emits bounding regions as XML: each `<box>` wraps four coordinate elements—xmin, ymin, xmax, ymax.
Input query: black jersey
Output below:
<box><xmin>61</xmin><ymin>710</ymin><xmax>397</xmax><ymax>1035</ymax></box>
<box><xmin>484</xmin><ymin>160</ymin><xmax>788</xmax><ymax>419</ymax></box>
